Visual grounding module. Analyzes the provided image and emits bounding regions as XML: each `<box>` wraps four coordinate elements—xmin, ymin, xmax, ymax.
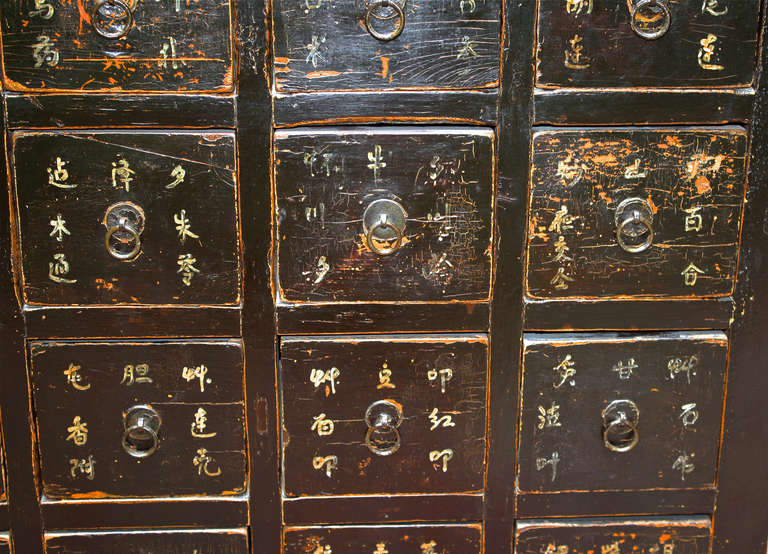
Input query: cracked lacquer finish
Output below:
<box><xmin>44</xmin><ymin>529</ymin><xmax>248</xmax><ymax>553</ymax></box>
<box><xmin>526</xmin><ymin>127</ymin><xmax>748</xmax><ymax>299</ymax></box>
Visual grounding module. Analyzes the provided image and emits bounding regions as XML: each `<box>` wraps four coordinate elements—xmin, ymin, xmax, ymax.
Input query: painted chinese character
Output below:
<box><xmin>69</xmin><ymin>456</ymin><xmax>95</xmax><ymax>480</ymax></box>
<box><xmin>683</xmin><ymin>207</ymin><xmax>703</xmax><ymax>232</ymax></box>
<box><xmin>182</xmin><ymin>364</ymin><xmax>211</xmax><ymax>392</ymax></box>
<box><xmin>159</xmin><ymin>36</ymin><xmax>187</xmax><ymax>70</ymax></box>
<box><xmin>64</xmin><ymin>363</ymin><xmax>90</xmax><ymax>391</ymax></box>
<box><xmin>177</xmin><ymin>253</ymin><xmax>200</xmax><ymax>286</ymax></box>
<box><xmin>427</xmin><ymin>367</ymin><xmax>454</xmax><ymax>394</ymax></box>
<box><xmin>550</xmin><ymin>267</ymin><xmax>574</xmax><ymax>290</ymax></box>
<box><xmin>673</xmin><ymin>452</ymin><xmax>696</xmax><ymax>480</ymax></box>
<box><xmin>564</xmin><ymin>34</ymin><xmax>590</xmax><ymax>69</ymax></box>
<box><xmin>565</xmin><ymin>0</ymin><xmax>593</xmax><ymax>15</ymax></box>
<box><xmin>378</xmin><ymin>364</ymin><xmax>396</xmax><ymax>390</ymax></box>
<box><xmin>311</xmin><ymin>413</ymin><xmax>335</xmax><ymax>436</ymax></box>
<box><xmin>49</xmin><ymin>214</ymin><xmax>70</xmax><ymax>242</ymax></box>
<box><xmin>66</xmin><ymin>416</ymin><xmax>89</xmax><ymax>446</ymax></box>
<box><xmin>313</xmin><ymin>545</ymin><xmax>332</xmax><ymax>554</ymax></box>
<box><xmin>548</xmin><ymin>205</ymin><xmax>575</xmax><ymax>234</ymax></box>
<box><xmin>49</xmin><ymin>253</ymin><xmax>77</xmax><ymax>284</ymax></box>
<box><xmin>701</xmin><ymin>0</ymin><xmax>727</xmax><ymax>16</ymax></box>
<box><xmin>166</xmin><ymin>165</ymin><xmax>186</xmax><ymax>189</ymax></box>
<box><xmin>624</xmin><ymin>159</ymin><xmax>647</xmax><ymax>179</ymax></box>
<box><xmin>681</xmin><ymin>263</ymin><xmax>705</xmax><ymax>286</ymax></box>
<box><xmin>680</xmin><ymin>403</ymin><xmax>699</xmax><ymax>427</ymax></box>
<box><xmin>459</xmin><ymin>0</ymin><xmax>476</xmax><ymax>14</ymax></box>
<box><xmin>612</xmin><ymin>358</ymin><xmax>637</xmax><ymax>380</ymax></box>
<box><xmin>537</xmin><ymin>402</ymin><xmax>562</xmax><ymax>430</ymax></box>
<box><xmin>193</xmin><ymin>448</ymin><xmax>222</xmax><ymax>477</ymax></box>
<box><xmin>542</xmin><ymin>545</ymin><xmax>570</xmax><ymax>554</ymax></box>
<box><xmin>310</xmin><ymin>367</ymin><xmax>340</xmax><ymax>396</ymax></box>
<box><xmin>29</xmin><ymin>0</ymin><xmax>54</xmax><ymax>19</ymax></box>
<box><xmin>373</xmin><ymin>544</ymin><xmax>389</xmax><ymax>554</ymax></box>
<box><xmin>120</xmin><ymin>364</ymin><xmax>152</xmax><ymax>386</ymax></box>
<box><xmin>174</xmin><ymin>209</ymin><xmax>200</xmax><ymax>244</ymax></box>
<box><xmin>367</xmin><ymin>145</ymin><xmax>386</xmax><ymax>181</ymax></box>
<box><xmin>421</xmin><ymin>541</ymin><xmax>439</xmax><ymax>554</ymax></box>
<box><xmin>457</xmin><ymin>36</ymin><xmax>478</xmax><ymax>59</ymax></box>
<box><xmin>553</xmin><ymin>354</ymin><xmax>576</xmax><ymax>388</ymax></box>
<box><xmin>111</xmin><ymin>159</ymin><xmax>136</xmax><ymax>191</ymax></box>
<box><xmin>668</xmin><ymin>356</ymin><xmax>698</xmax><ymax>384</ymax></box>
<box><xmin>32</xmin><ymin>35</ymin><xmax>59</xmax><ymax>67</ymax></box>
<box><xmin>536</xmin><ymin>452</ymin><xmax>560</xmax><ymax>482</ymax></box>
<box><xmin>601</xmin><ymin>543</ymin><xmax>620</xmax><ymax>554</ymax></box>
<box><xmin>429</xmin><ymin>449</ymin><xmax>454</xmax><ymax>472</ymax></box>
<box><xmin>312</xmin><ymin>455</ymin><xmax>338</xmax><ymax>477</ymax></box>
<box><xmin>650</xmin><ymin>545</ymin><xmax>676</xmax><ymax>554</ymax></box>
<box><xmin>191</xmin><ymin>407</ymin><xmax>217</xmax><ymax>438</ymax></box>
<box><xmin>48</xmin><ymin>158</ymin><xmax>76</xmax><ymax>189</ymax></box>
<box><xmin>552</xmin><ymin>236</ymin><xmax>572</xmax><ymax>263</ymax></box>
<box><xmin>305</xmin><ymin>35</ymin><xmax>326</xmax><ymax>68</ymax></box>
<box><xmin>698</xmin><ymin>34</ymin><xmax>725</xmax><ymax>71</ymax></box>
<box><xmin>428</xmin><ymin>408</ymin><xmax>456</xmax><ymax>431</ymax></box>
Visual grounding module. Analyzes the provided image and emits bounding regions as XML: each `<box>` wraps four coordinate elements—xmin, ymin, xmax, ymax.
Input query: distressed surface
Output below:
<box><xmin>29</xmin><ymin>340</ymin><xmax>246</xmax><ymax>499</ymax></box>
<box><xmin>515</xmin><ymin>516</ymin><xmax>711</xmax><ymax>554</ymax></box>
<box><xmin>526</xmin><ymin>127</ymin><xmax>747</xmax><ymax>299</ymax></box>
<box><xmin>272</xmin><ymin>0</ymin><xmax>501</xmax><ymax>92</ymax></box>
<box><xmin>280</xmin><ymin>335</ymin><xmax>487</xmax><ymax>496</ymax></box>
<box><xmin>1</xmin><ymin>0</ymin><xmax>233</xmax><ymax>92</ymax></box>
<box><xmin>275</xmin><ymin>127</ymin><xmax>494</xmax><ymax>303</ymax></box>
<box><xmin>518</xmin><ymin>332</ymin><xmax>727</xmax><ymax>493</ymax></box>
<box><xmin>536</xmin><ymin>0</ymin><xmax>760</xmax><ymax>88</ymax></box>
<box><xmin>12</xmin><ymin>131</ymin><xmax>240</xmax><ymax>306</ymax></box>
<box><xmin>283</xmin><ymin>524</ymin><xmax>482</xmax><ymax>553</ymax></box>
<box><xmin>45</xmin><ymin>529</ymin><xmax>248</xmax><ymax>553</ymax></box>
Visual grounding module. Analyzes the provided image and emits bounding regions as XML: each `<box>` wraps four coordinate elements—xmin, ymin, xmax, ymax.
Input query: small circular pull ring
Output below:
<box><xmin>603</xmin><ymin>412</ymin><xmax>640</xmax><ymax>453</ymax></box>
<box><xmin>616</xmin><ymin>210</ymin><xmax>654</xmax><ymax>253</ymax></box>
<box><xmin>602</xmin><ymin>399</ymin><xmax>640</xmax><ymax>453</ymax></box>
<box><xmin>630</xmin><ymin>0</ymin><xmax>671</xmax><ymax>40</ymax></box>
<box><xmin>105</xmin><ymin>219</ymin><xmax>142</xmax><ymax>261</ymax></box>
<box><xmin>362</xmin><ymin>198</ymin><xmax>408</xmax><ymax>256</ymax></box>
<box><xmin>614</xmin><ymin>197</ymin><xmax>654</xmax><ymax>253</ymax></box>
<box><xmin>122</xmin><ymin>405</ymin><xmax>161</xmax><ymax>458</ymax></box>
<box><xmin>364</xmin><ymin>399</ymin><xmax>403</xmax><ymax>456</ymax></box>
<box><xmin>366</xmin><ymin>220</ymin><xmax>404</xmax><ymax>256</ymax></box>
<box><xmin>92</xmin><ymin>0</ymin><xmax>134</xmax><ymax>39</ymax></box>
<box><xmin>365</xmin><ymin>426</ymin><xmax>401</xmax><ymax>456</ymax></box>
<box><xmin>365</xmin><ymin>0</ymin><xmax>406</xmax><ymax>41</ymax></box>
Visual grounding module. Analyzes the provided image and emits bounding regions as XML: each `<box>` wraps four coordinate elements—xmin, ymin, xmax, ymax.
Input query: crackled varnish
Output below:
<box><xmin>44</xmin><ymin>529</ymin><xmax>248</xmax><ymax>553</ymax></box>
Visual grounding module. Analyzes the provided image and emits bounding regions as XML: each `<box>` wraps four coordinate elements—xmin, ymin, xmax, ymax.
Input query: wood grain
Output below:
<box><xmin>45</xmin><ymin>528</ymin><xmax>248</xmax><ymax>553</ymax></box>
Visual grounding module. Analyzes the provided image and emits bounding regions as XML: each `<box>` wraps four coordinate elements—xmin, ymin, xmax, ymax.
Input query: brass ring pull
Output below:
<box><xmin>603</xmin><ymin>412</ymin><xmax>640</xmax><ymax>452</ymax></box>
<box><xmin>614</xmin><ymin>197</ymin><xmax>654</xmax><ymax>254</ymax></box>
<box><xmin>365</xmin><ymin>0</ymin><xmax>406</xmax><ymax>41</ymax></box>
<box><xmin>630</xmin><ymin>0</ymin><xmax>671</xmax><ymax>40</ymax></box>
<box><xmin>366</xmin><ymin>220</ymin><xmax>404</xmax><ymax>256</ymax></box>
<box><xmin>105</xmin><ymin>219</ymin><xmax>142</xmax><ymax>261</ymax></box>
<box><xmin>364</xmin><ymin>400</ymin><xmax>403</xmax><ymax>456</ymax></box>
<box><xmin>121</xmin><ymin>405</ymin><xmax>161</xmax><ymax>458</ymax></box>
<box><xmin>602</xmin><ymin>399</ymin><xmax>640</xmax><ymax>453</ymax></box>
<box><xmin>92</xmin><ymin>0</ymin><xmax>134</xmax><ymax>39</ymax></box>
<box><xmin>364</xmin><ymin>426</ymin><xmax>401</xmax><ymax>456</ymax></box>
<box><xmin>362</xmin><ymin>198</ymin><xmax>408</xmax><ymax>256</ymax></box>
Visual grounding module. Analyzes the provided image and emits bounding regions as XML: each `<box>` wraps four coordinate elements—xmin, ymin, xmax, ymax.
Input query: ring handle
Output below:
<box><xmin>121</xmin><ymin>405</ymin><xmax>161</xmax><ymax>458</ymax></box>
<box><xmin>105</xmin><ymin>219</ymin><xmax>142</xmax><ymax>261</ymax></box>
<box><xmin>364</xmin><ymin>400</ymin><xmax>403</xmax><ymax>456</ymax></box>
<box><xmin>602</xmin><ymin>399</ymin><xmax>640</xmax><ymax>453</ymax></box>
<box><xmin>630</xmin><ymin>0</ymin><xmax>671</xmax><ymax>40</ymax></box>
<box><xmin>366</xmin><ymin>220</ymin><xmax>404</xmax><ymax>256</ymax></box>
<box><xmin>616</xmin><ymin>211</ymin><xmax>654</xmax><ymax>253</ymax></box>
<box><xmin>365</xmin><ymin>426</ymin><xmax>401</xmax><ymax>456</ymax></box>
<box><xmin>603</xmin><ymin>412</ymin><xmax>640</xmax><ymax>453</ymax></box>
<box><xmin>362</xmin><ymin>198</ymin><xmax>408</xmax><ymax>256</ymax></box>
<box><xmin>365</xmin><ymin>0</ymin><xmax>406</xmax><ymax>41</ymax></box>
<box><xmin>614</xmin><ymin>197</ymin><xmax>654</xmax><ymax>253</ymax></box>
<box><xmin>91</xmin><ymin>0</ymin><xmax>134</xmax><ymax>39</ymax></box>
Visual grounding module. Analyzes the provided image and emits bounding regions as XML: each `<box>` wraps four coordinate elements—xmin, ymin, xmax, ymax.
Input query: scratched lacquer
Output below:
<box><xmin>45</xmin><ymin>529</ymin><xmax>249</xmax><ymax>553</ymax></box>
<box><xmin>1</xmin><ymin>0</ymin><xmax>233</xmax><ymax>92</ymax></box>
<box><xmin>274</xmin><ymin>127</ymin><xmax>494</xmax><ymax>303</ymax></box>
<box><xmin>11</xmin><ymin>131</ymin><xmax>239</xmax><ymax>305</ymax></box>
<box><xmin>526</xmin><ymin>127</ymin><xmax>747</xmax><ymax>299</ymax></box>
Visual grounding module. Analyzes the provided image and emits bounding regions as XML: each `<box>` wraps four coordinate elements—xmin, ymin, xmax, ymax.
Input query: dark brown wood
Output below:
<box><xmin>283</xmin><ymin>524</ymin><xmax>483</xmax><ymax>553</ymax></box>
<box><xmin>29</xmin><ymin>340</ymin><xmax>246</xmax><ymax>499</ymax></box>
<box><xmin>11</xmin><ymin>130</ymin><xmax>240</xmax><ymax>306</ymax></box>
<box><xmin>280</xmin><ymin>334</ymin><xmax>487</xmax><ymax>496</ymax></box>
<box><xmin>0</xmin><ymin>534</ymin><xmax>8</xmax><ymax>554</ymax></box>
<box><xmin>275</xmin><ymin>127</ymin><xmax>494</xmax><ymax>303</ymax></box>
<box><xmin>1</xmin><ymin>0</ymin><xmax>234</xmax><ymax>92</ymax></box>
<box><xmin>272</xmin><ymin>0</ymin><xmax>501</xmax><ymax>92</ymax></box>
<box><xmin>536</xmin><ymin>0</ymin><xmax>760</xmax><ymax>88</ymax></box>
<box><xmin>515</xmin><ymin>516</ymin><xmax>711</xmax><ymax>554</ymax></box>
<box><xmin>527</xmin><ymin>127</ymin><xmax>748</xmax><ymax>299</ymax></box>
<box><xmin>44</xmin><ymin>528</ymin><xmax>248</xmax><ymax>553</ymax></box>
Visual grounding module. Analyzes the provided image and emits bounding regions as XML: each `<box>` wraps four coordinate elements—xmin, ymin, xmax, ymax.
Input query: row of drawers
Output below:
<box><xmin>8</xmin><ymin>126</ymin><xmax>749</xmax><ymax>305</ymax></box>
<box><xmin>1</xmin><ymin>0</ymin><xmax>761</xmax><ymax>91</ymax></box>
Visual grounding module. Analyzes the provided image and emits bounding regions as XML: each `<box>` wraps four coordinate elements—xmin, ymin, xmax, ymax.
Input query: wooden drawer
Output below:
<box><xmin>536</xmin><ymin>0</ymin><xmax>760</xmax><ymax>88</ymax></box>
<box><xmin>0</xmin><ymin>534</ymin><xmax>8</xmax><ymax>554</ymax></box>
<box><xmin>280</xmin><ymin>335</ymin><xmax>487</xmax><ymax>496</ymax></box>
<box><xmin>45</xmin><ymin>528</ymin><xmax>248</xmax><ymax>553</ymax></box>
<box><xmin>1</xmin><ymin>0</ymin><xmax>233</xmax><ymax>92</ymax></box>
<box><xmin>284</xmin><ymin>524</ymin><xmax>482</xmax><ymax>553</ymax></box>
<box><xmin>272</xmin><ymin>0</ymin><xmax>501</xmax><ymax>92</ymax></box>
<box><xmin>29</xmin><ymin>340</ymin><xmax>246</xmax><ymax>499</ymax></box>
<box><xmin>11</xmin><ymin>131</ymin><xmax>239</xmax><ymax>306</ymax></box>
<box><xmin>515</xmin><ymin>516</ymin><xmax>711</xmax><ymax>553</ymax></box>
<box><xmin>526</xmin><ymin>127</ymin><xmax>747</xmax><ymax>299</ymax></box>
<box><xmin>518</xmin><ymin>332</ymin><xmax>726</xmax><ymax>493</ymax></box>
<box><xmin>275</xmin><ymin>127</ymin><xmax>494</xmax><ymax>303</ymax></box>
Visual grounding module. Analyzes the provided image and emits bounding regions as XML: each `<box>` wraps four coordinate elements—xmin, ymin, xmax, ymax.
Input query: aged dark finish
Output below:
<box><xmin>44</xmin><ymin>528</ymin><xmax>248</xmax><ymax>553</ymax></box>
<box><xmin>29</xmin><ymin>340</ymin><xmax>246</xmax><ymax>499</ymax></box>
<box><xmin>280</xmin><ymin>334</ymin><xmax>487</xmax><ymax>496</ymax></box>
<box><xmin>283</xmin><ymin>524</ymin><xmax>482</xmax><ymax>553</ymax></box>
<box><xmin>515</xmin><ymin>516</ymin><xmax>711</xmax><ymax>554</ymax></box>
<box><xmin>537</xmin><ymin>0</ymin><xmax>761</xmax><ymax>88</ymax></box>
<box><xmin>1</xmin><ymin>0</ymin><xmax>234</xmax><ymax>92</ymax></box>
<box><xmin>527</xmin><ymin>127</ymin><xmax>748</xmax><ymax>299</ymax></box>
<box><xmin>272</xmin><ymin>0</ymin><xmax>501</xmax><ymax>92</ymax></box>
<box><xmin>11</xmin><ymin>131</ymin><xmax>239</xmax><ymax>305</ymax></box>
<box><xmin>275</xmin><ymin>127</ymin><xmax>494</xmax><ymax>303</ymax></box>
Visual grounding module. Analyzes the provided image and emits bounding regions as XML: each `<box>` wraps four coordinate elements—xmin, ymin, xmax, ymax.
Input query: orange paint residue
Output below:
<box><xmin>695</xmin><ymin>175</ymin><xmax>712</xmax><ymax>195</ymax></box>
<box><xmin>305</xmin><ymin>70</ymin><xmax>341</xmax><ymax>79</ymax></box>
<box><xmin>378</xmin><ymin>56</ymin><xmax>390</xmax><ymax>80</ymax></box>
<box><xmin>665</xmin><ymin>135</ymin><xmax>684</xmax><ymax>147</ymax></box>
<box><xmin>646</xmin><ymin>194</ymin><xmax>659</xmax><ymax>214</ymax></box>
<box><xmin>76</xmin><ymin>0</ymin><xmax>92</xmax><ymax>35</ymax></box>
<box><xmin>274</xmin><ymin>57</ymin><xmax>290</xmax><ymax>65</ymax></box>
<box><xmin>591</xmin><ymin>153</ymin><xmax>618</xmax><ymax>165</ymax></box>
<box><xmin>659</xmin><ymin>533</ymin><xmax>673</xmax><ymax>543</ymax></box>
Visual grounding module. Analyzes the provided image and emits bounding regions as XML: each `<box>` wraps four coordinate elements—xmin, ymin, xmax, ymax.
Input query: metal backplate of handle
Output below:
<box><xmin>364</xmin><ymin>399</ymin><xmax>403</xmax><ymax>456</ymax></box>
<box><xmin>614</xmin><ymin>197</ymin><xmax>654</xmax><ymax>253</ymax></box>
<box><xmin>103</xmin><ymin>202</ymin><xmax>145</xmax><ymax>261</ymax></box>
<box><xmin>602</xmin><ymin>399</ymin><xmax>640</xmax><ymax>453</ymax></box>
<box><xmin>362</xmin><ymin>198</ymin><xmax>407</xmax><ymax>256</ymax></box>
<box><xmin>92</xmin><ymin>0</ymin><xmax>136</xmax><ymax>39</ymax></box>
<box><xmin>630</xmin><ymin>0</ymin><xmax>671</xmax><ymax>40</ymax></box>
<box><xmin>122</xmin><ymin>405</ymin><xmax>162</xmax><ymax>458</ymax></box>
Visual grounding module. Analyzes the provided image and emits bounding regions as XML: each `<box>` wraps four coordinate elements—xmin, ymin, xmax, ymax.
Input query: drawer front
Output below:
<box><xmin>12</xmin><ymin>131</ymin><xmax>239</xmax><ymax>306</ymax></box>
<box><xmin>536</xmin><ymin>0</ymin><xmax>760</xmax><ymax>88</ymax></box>
<box><xmin>518</xmin><ymin>332</ymin><xmax>726</xmax><ymax>492</ymax></box>
<box><xmin>284</xmin><ymin>524</ymin><xmax>482</xmax><ymax>553</ymax></box>
<box><xmin>0</xmin><ymin>534</ymin><xmax>8</xmax><ymax>554</ymax></box>
<box><xmin>280</xmin><ymin>335</ymin><xmax>487</xmax><ymax>496</ymax></box>
<box><xmin>275</xmin><ymin>128</ymin><xmax>494</xmax><ymax>303</ymax></box>
<box><xmin>29</xmin><ymin>341</ymin><xmax>246</xmax><ymax>499</ymax></box>
<box><xmin>515</xmin><ymin>517</ymin><xmax>711</xmax><ymax>554</ymax></box>
<box><xmin>45</xmin><ymin>528</ymin><xmax>248</xmax><ymax>553</ymax></box>
<box><xmin>272</xmin><ymin>0</ymin><xmax>501</xmax><ymax>92</ymax></box>
<box><xmin>526</xmin><ymin>128</ymin><xmax>747</xmax><ymax>299</ymax></box>
<box><xmin>1</xmin><ymin>0</ymin><xmax>233</xmax><ymax>92</ymax></box>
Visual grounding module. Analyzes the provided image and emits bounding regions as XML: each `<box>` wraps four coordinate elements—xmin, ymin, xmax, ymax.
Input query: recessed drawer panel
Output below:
<box><xmin>12</xmin><ymin>131</ymin><xmax>239</xmax><ymax>306</ymax></box>
<box><xmin>280</xmin><ymin>335</ymin><xmax>487</xmax><ymax>496</ymax></box>
<box><xmin>45</xmin><ymin>528</ymin><xmax>248</xmax><ymax>553</ymax></box>
<box><xmin>515</xmin><ymin>517</ymin><xmax>711</xmax><ymax>554</ymax></box>
<box><xmin>284</xmin><ymin>524</ymin><xmax>482</xmax><ymax>554</ymax></box>
<box><xmin>518</xmin><ymin>332</ymin><xmax>726</xmax><ymax>493</ymax></box>
<box><xmin>536</xmin><ymin>0</ymin><xmax>760</xmax><ymax>88</ymax></box>
<box><xmin>1</xmin><ymin>0</ymin><xmax>233</xmax><ymax>92</ymax></box>
<box><xmin>272</xmin><ymin>0</ymin><xmax>501</xmax><ymax>92</ymax></box>
<box><xmin>29</xmin><ymin>340</ymin><xmax>246</xmax><ymax>499</ymax></box>
<box><xmin>275</xmin><ymin>128</ymin><xmax>494</xmax><ymax>303</ymax></box>
<box><xmin>526</xmin><ymin>127</ymin><xmax>747</xmax><ymax>299</ymax></box>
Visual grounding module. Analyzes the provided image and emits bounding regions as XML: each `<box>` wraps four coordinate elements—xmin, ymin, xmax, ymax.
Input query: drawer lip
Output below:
<box><xmin>45</xmin><ymin>527</ymin><xmax>249</xmax><ymax>538</ymax></box>
<box><xmin>516</xmin><ymin>515</ymin><xmax>712</xmax><ymax>531</ymax></box>
<box><xmin>274</xmin><ymin>126</ymin><xmax>496</xmax><ymax>138</ymax></box>
<box><xmin>281</xmin><ymin>333</ymin><xmax>488</xmax><ymax>345</ymax></box>
<box><xmin>523</xmin><ymin>330</ymin><xmax>727</xmax><ymax>347</ymax></box>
